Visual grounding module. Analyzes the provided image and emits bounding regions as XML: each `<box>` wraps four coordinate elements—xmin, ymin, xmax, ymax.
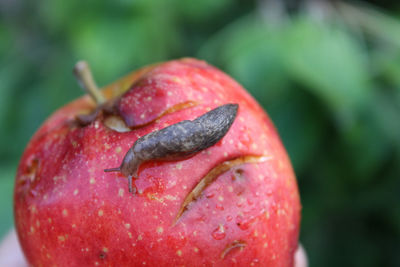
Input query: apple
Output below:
<box><xmin>14</xmin><ymin>58</ymin><xmax>301</xmax><ymax>266</ymax></box>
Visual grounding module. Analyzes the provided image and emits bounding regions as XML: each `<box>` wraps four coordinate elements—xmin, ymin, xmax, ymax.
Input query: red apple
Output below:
<box><xmin>14</xmin><ymin>58</ymin><xmax>301</xmax><ymax>266</ymax></box>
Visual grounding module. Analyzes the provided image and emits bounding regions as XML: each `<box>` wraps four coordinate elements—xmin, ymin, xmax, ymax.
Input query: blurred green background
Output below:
<box><xmin>1</xmin><ymin>0</ymin><xmax>400</xmax><ymax>266</ymax></box>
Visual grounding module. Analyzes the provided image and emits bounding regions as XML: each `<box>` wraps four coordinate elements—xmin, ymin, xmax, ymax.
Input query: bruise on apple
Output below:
<box><xmin>74</xmin><ymin>59</ymin><xmax>202</xmax><ymax>130</ymax></box>
<box><xmin>76</xmin><ymin>99</ymin><xmax>200</xmax><ymax>129</ymax></box>
<box><xmin>76</xmin><ymin>95</ymin><xmax>199</xmax><ymax>132</ymax></box>
<box><xmin>104</xmin><ymin>104</ymin><xmax>239</xmax><ymax>193</ymax></box>
<box><xmin>103</xmin><ymin>100</ymin><xmax>199</xmax><ymax>132</ymax></box>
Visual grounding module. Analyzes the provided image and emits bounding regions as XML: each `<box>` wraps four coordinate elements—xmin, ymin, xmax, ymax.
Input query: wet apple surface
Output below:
<box><xmin>14</xmin><ymin>58</ymin><xmax>300</xmax><ymax>266</ymax></box>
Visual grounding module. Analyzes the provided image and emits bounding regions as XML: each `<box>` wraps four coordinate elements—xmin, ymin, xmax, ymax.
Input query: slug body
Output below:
<box><xmin>105</xmin><ymin>103</ymin><xmax>239</xmax><ymax>193</ymax></box>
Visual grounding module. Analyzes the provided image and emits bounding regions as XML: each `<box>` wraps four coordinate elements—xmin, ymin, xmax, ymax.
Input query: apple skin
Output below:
<box><xmin>14</xmin><ymin>58</ymin><xmax>301</xmax><ymax>266</ymax></box>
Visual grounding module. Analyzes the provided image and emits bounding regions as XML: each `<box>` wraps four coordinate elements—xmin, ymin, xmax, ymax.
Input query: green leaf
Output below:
<box><xmin>69</xmin><ymin>6</ymin><xmax>181</xmax><ymax>85</ymax></box>
<box><xmin>283</xmin><ymin>16</ymin><xmax>371</xmax><ymax>128</ymax></box>
<box><xmin>0</xmin><ymin>166</ymin><xmax>16</xmax><ymax>239</ymax></box>
<box><xmin>338</xmin><ymin>1</ymin><xmax>400</xmax><ymax>47</ymax></box>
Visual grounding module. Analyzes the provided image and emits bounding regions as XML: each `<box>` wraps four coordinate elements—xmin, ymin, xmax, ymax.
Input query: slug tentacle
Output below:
<box><xmin>104</xmin><ymin>103</ymin><xmax>238</xmax><ymax>194</ymax></box>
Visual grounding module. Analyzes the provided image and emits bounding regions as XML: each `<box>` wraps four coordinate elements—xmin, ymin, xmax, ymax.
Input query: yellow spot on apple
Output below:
<box><xmin>164</xmin><ymin>195</ymin><xmax>177</xmax><ymax>201</ymax></box>
<box><xmin>73</xmin><ymin>189</ymin><xmax>79</xmax><ymax>195</ymax></box>
<box><xmin>118</xmin><ymin>188</ymin><xmax>124</xmax><ymax>197</ymax></box>
<box><xmin>278</xmin><ymin>160</ymin><xmax>284</xmax><ymax>169</ymax></box>
<box><xmin>137</xmin><ymin>234</ymin><xmax>143</xmax><ymax>241</ymax></box>
<box><xmin>58</xmin><ymin>235</ymin><xmax>66</xmax><ymax>242</ymax></box>
<box><xmin>194</xmin><ymin>247</ymin><xmax>199</xmax><ymax>253</ymax></box>
<box><xmin>125</xmin><ymin>223</ymin><xmax>131</xmax><ymax>229</ymax></box>
<box><xmin>171</xmin><ymin>77</ymin><xmax>183</xmax><ymax>84</ymax></box>
<box><xmin>71</xmin><ymin>141</ymin><xmax>78</xmax><ymax>148</ymax></box>
<box><xmin>90</xmin><ymin>178</ymin><xmax>96</xmax><ymax>184</ymax></box>
<box><xmin>30</xmin><ymin>205</ymin><xmax>38</xmax><ymax>214</ymax></box>
<box><xmin>176</xmin><ymin>250</ymin><xmax>182</xmax><ymax>256</ymax></box>
<box><xmin>176</xmin><ymin>163</ymin><xmax>183</xmax><ymax>170</ymax></box>
<box><xmin>102</xmin><ymin>247</ymin><xmax>108</xmax><ymax>253</ymax></box>
<box><xmin>115</xmin><ymin>146</ymin><xmax>122</xmax><ymax>153</ymax></box>
<box><xmin>62</xmin><ymin>209</ymin><xmax>68</xmax><ymax>217</ymax></box>
<box><xmin>98</xmin><ymin>210</ymin><xmax>104</xmax><ymax>217</ymax></box>
<box><xmin>157</xmin><ymin>226</ymin><xmax>163</xmax><ymax>234</ymax></box>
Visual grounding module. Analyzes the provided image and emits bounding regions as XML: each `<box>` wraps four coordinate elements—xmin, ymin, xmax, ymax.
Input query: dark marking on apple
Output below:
<box><xmin>76</xmin><ymin>100</ymin><xmax>117</xmax><ymax>126</ymax></box>
<box><xmin>17</xmin><ymin>158</ymin><xmax>39</xmax><ymax>189</ymax></box>
<box><xmin>104</xmin><ymin>104</ymin><xmax>239</xmax><ymax>194</ymax></box>
<box><xmin>232</xmin><ymin>168</ymin><xmax>245</xmax><ymax>181</ymax></box>
<box><xmin>174</xmin><ymin>155</ymin><xmax>272</xmax><ymax>223</ymax></box>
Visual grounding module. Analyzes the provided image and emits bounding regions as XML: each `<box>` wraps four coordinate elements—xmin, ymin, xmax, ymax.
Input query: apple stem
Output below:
<box><xmin>74</xmin><ymin>60</ymin><xmax>105</xmax><ymax>105</ymax></box>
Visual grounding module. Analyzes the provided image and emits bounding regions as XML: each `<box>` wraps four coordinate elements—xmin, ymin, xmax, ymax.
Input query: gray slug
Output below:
<box><xmin>104</xmin><ymin>103</ymin><xmax>239</xmax><ymax>193</ymax></box>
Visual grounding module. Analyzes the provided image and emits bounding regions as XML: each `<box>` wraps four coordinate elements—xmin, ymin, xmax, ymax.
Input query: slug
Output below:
<box><xmin>104</xmin><ymin>103</ymin><xmax>239</xmax><ymax>193</ymax></box>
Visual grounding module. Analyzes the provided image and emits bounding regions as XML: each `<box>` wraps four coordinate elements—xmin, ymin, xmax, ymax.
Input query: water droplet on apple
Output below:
<box><xmin>212</xmin><ymin>225</ymin><xmax>226</xmax><ymax>240</ymax></box>
<box><xmin>236</xmin><ymin>215</ymin><xmax>250</xmax><ymax>230</ymax></box>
